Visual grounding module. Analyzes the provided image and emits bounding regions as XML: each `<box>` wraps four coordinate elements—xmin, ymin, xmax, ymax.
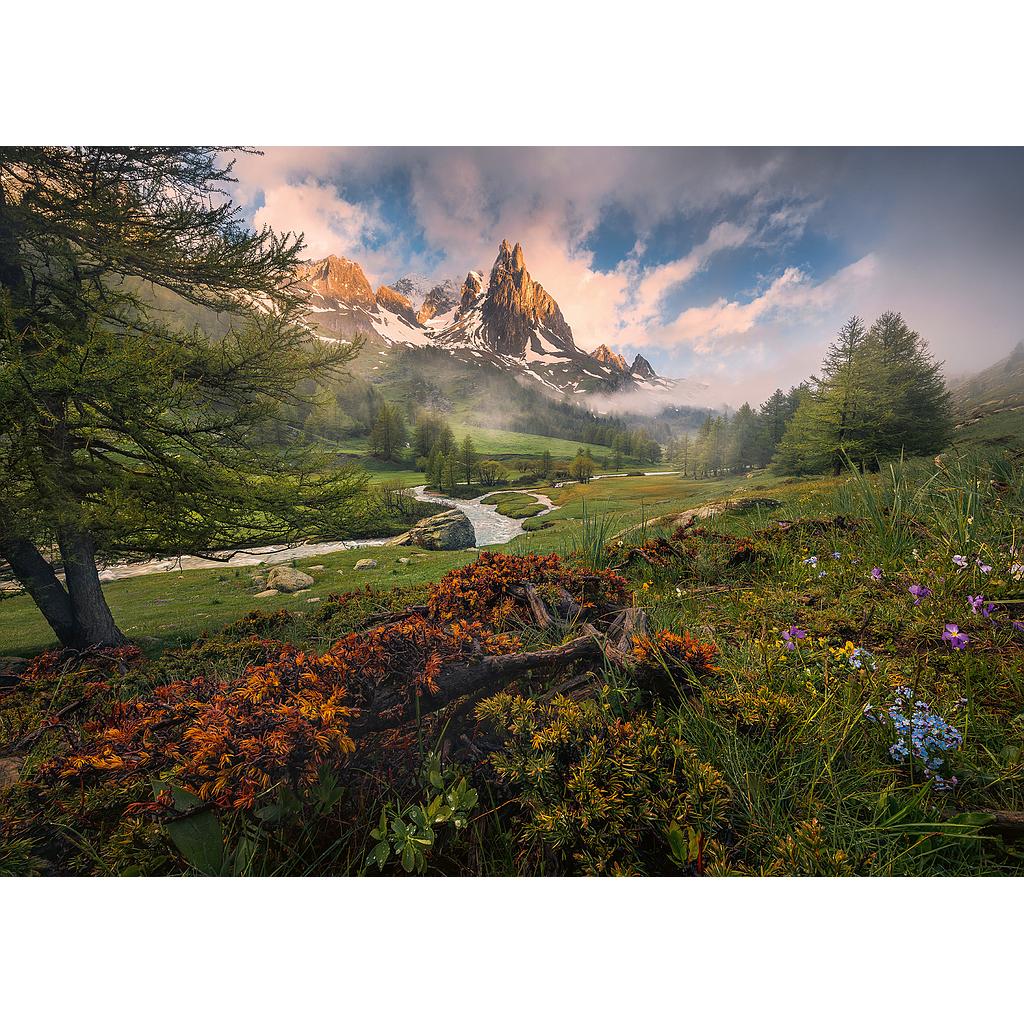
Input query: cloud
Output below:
<box><xmin>626</xmin><ymin>221</ymin><xmax>753</xmax><ymax>321</ymax></box>
<box><xmin>655</xmin><ymin>254</ymin><xmax>879</xmax><ymax>354</ymax></box>
<box><xmin>227</xmin><ymin>148</ymin><xmax>1024</xmax><ymax>406</ymax></box>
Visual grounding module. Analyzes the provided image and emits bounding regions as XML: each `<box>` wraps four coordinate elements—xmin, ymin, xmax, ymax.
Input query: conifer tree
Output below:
<box><xmin>368</xmin><ymin>404</ymin><xmax>408</xmax><ymax>462</ymax></box>
<box><xmin>460</xmin><ymin>435</ymin><xmax>478</xmax><ymax>485</ymax></box>
<box><xmin>0</xmin><ymin>146</ymin><xmax>365</xmax><ymax>648</ymax></box>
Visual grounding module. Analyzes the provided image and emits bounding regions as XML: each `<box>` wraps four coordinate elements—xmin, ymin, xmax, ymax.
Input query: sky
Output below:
<box><xmin>230</xmin><ymin>147</ymin><xmax>1024</xmax><ymax>407</ymax></box>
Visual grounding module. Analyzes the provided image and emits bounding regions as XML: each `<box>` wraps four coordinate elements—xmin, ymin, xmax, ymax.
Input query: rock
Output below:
<box><xmin>384</xmin><ymin>509</ymin><xmax>476</xmax><ymax>551</ymax></box>
<box><xmin>480</xmin><ymin>240</ymin><xmax>575</xmax><ymax>358</ymax></box>
<box><xmin>306</xmin><ymin>597</ymin><xmax>322</xmax><ymax>603</ymax></box>
<box><xmin>0</xmin><ymin>581</ymin><xmax>24</xmax><ymax>595</ymax></box>
<box><xmin>354</xmin><ymin>558</ymin><xmax>378</xmax><ymax>570</ymax></box>
<box><xmin>375</xmin><ymin>284</ymin><xmax>417</xmax><ymax>320</ymax></box>
<box><xmin>630</xmin><ymin>353</ymin><xmax>657</xmax><ymax>379</ymax></box>
<box><xmin>398</xmin><ymin>557</ymin><xmax>411</xmax><ymax>564</ymax></box>
<box><xmin>294</xmin><ymin>255</ymin><xmax>375</xmax><ymax>305</ymax></box>
<box><xmin>267</xmin><ymin>565</ymin><xmax>314</xmax><ymax>592</ymax></box>
<box><xmin>0</xmin><ymin>756</ymin><xmax>23</xmax><ymax>794</ymax></box>
<box><xmin>255</xmin><ymin>589</ymin><xmax>280</xmax><ymax>598</ymax></box>
<box><xmin>590</xmin><ymin>344</ymin><xmax>628</xmax><ymax>373</ymax></box>
<box><xmin>417</xmin><ymin>280</ymin><xmax>460</xmax><ymax>323</ymax></box>
<box><xmin>306</xmin><ymin>565</ymin><xmax>325</xmax><ymax>572</ymax></box>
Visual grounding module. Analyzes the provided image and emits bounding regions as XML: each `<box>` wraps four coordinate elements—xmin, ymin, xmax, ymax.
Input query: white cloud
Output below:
<box><xmin>654</xmin><ymin>254</ymin><xmax>879</xmax><ymax>354</ymax></box>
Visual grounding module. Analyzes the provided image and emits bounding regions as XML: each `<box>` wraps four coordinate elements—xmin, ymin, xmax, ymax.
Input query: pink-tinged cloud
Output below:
<box><xmin>629</xmin><ymin>222</ymin><xmax>753</xmax><ymax>315</ymax></box>
<box><xmin>655</xmin><ymin>254</ymin><xmax>879</xmax><ymax>354</ymax></box>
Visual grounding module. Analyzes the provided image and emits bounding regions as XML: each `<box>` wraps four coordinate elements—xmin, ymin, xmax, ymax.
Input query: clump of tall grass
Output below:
<box><xmin>836</xmin><ymin>452</ymin><xmax>937</xmax><ymax>557</ymax></box>
<box><xmin>562</xmin><ymin>500</ymin><xmax>620</xmax><ymax>570</ymax></box>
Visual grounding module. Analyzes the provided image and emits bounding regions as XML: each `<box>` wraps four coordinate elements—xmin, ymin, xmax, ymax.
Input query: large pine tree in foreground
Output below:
<box><xmin>0</xmin><ymin>147</ymin><xmax>365</xmax><ymax>649</ymax></box>
<box><xmin>774</xmin><ymin>312</ymin><xmax>952</xmax><ymax>474</ymax></box>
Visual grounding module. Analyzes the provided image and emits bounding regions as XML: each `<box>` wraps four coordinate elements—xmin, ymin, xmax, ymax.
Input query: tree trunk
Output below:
<box><xmin>57</xmin><ymin>527</ymin><xmax>126</xmax><ymax>648</ymax></box>
<box><xmin>0</xmin><ymin>534</ymin><xmax>79</xmax><ymax>647</ymax></box>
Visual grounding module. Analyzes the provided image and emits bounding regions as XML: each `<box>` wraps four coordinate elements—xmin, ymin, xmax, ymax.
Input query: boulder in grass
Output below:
<box><xmin>266</xmin><ymin>566</ymin><xmax>314</xmax><ymax>593</ymax></box>
<box><xmin>354</xmin><ymin>558</ymin><xmax>378</xmax><ymax>570</ymax></box>
<box><xmin>384</xmin><ymin>509</ymin><xmax>475</xmax><ymax>551</ymax></box>
<box><xmin>255</xmin><ymin>588</ymin><xmax>280</xmax><ymax>598</ymax></box>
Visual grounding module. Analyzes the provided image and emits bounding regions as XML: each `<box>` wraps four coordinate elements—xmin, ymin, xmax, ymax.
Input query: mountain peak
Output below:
<box><xmin>591</xmin><ymin>344</ymin><xmax>628</xmax><ymax>373</ymax></box>
<box><xmin>483</xmin><ymin>241</ymin><xmax>574</xmax><ymax>357</ymax></box>
<box><xmin>375</xmin><ymin>284</ymin><xmax>416</xmax><ymax>320</ymax></box>
<box><xmin>295</xmin><ymin>255</ymin><xmax>374</xmax><ymax>305</ymax></box>
<box><xmin>630</xmin><ymin>353</ymin><xmax>657</xmax><ymax>379</ymax></box>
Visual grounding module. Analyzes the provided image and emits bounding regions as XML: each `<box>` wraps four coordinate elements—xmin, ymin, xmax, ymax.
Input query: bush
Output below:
<box><xmin>477</xmin><ymin>691</ymin><xmax>732</xmax><ymax>875</ymax></box>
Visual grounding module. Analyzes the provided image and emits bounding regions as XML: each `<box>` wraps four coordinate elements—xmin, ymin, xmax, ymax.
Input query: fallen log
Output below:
<box><xmin>520</xmin><ymin>585</ymin><xmax>556</xmax><ymax>630</ymax></box>
<box><xmin>351</xmin><ymin>631</ymin><xmax>606</xmax><ymax>738</ymax></box>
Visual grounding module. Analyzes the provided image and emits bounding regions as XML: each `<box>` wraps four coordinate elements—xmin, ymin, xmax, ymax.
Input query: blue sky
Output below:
<box><xmin>231</xmin><ymin>147</ymin><xmax>1024</xmax><ymax>405</ymax></box>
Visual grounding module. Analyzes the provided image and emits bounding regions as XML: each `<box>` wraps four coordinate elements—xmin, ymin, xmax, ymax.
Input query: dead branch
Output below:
<box><xmin>522</xmin><ymin>585</ymin><xmax>556</xmax><ymax>630</ymax></box>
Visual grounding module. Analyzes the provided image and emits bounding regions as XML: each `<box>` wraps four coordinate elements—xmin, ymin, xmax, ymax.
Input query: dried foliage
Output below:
<box><xmin>427</xmin><ymin>551</ymin><xmax>628</xmax><ymax>625</ymax></box>
<box><xmin>44</xmin><ymin>615</ymin><xmax>520</xmax><ymax>811</ymax></box>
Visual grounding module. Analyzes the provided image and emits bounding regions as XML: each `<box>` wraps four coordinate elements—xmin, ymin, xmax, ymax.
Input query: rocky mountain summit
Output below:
<box><xmin>296</xmin><ymin>241</ymin><xmax>685</xmax><ymax>401</ymax></box>
<box><xmin>295</xmin><ymin>255</ymin><xmax>375</xmax><ymax>306</ymax></box>
<box><xmin>591</xmin><ymin>344</ymin><xmax>629</xmax><ymax>373</ymax></box>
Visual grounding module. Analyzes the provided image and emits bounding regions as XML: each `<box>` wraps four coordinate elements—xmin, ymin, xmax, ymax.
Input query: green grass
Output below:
<box><xmin>0</xmin><ymin>546</ymin><xmax>479</xmax><ymax>658</ymax></box>
<box><xmin>950</xmin><ymin>408</ymin><xmax>1024</xmax><ymax>454</ymax></box>
<box><xmin>444</xmin><ymin>420</ymin><xmax>618</xmax><ymax>459</ymax></box>
<box><xmin>5</xmin><ymin>454</ymin><xmax>1024</xmax><ymax>876</ymax></box>
<box><xmin>0</xmin><ymin>471</ymin><xmax>774</xmax><ymax>657</ymax></box>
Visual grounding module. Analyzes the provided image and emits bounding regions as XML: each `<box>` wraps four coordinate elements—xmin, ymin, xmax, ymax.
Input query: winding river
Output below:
<box><xmin>91</xmin><ymin>485</ymin><xmax>562</xmax><ymax>583</ymax></box>
<box><xmin>84</xmin><ymin>472</ymin><xmax>680</xmax><ymax>584</ymax></box>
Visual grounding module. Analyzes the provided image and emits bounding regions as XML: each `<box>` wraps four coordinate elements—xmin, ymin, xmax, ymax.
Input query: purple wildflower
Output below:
<box><xmin>802</xmin><ymin>555</ymin><xmax>818</xmax><ymax>567</ymax></box>
<box><xmin>781</xmin><ymin>626</ymin><xmax>807</xmax><ymax>652</ymax></box>
<box><xmin>976</xmin><ymin>559</ymin><xmax>993</xmax><ymax>574</ymax></box>
<box><xmin>967</xmin><ymin>594</ymin><xmax>984</xmax><ymax>615</ymax></box>
<box><xmin>952</xmin><ymin>555</ymin><xmax>968</xmax><ymax>569</ymax></box>
<box><xmin>831</xmin><ymin>551</ymin><xmax>841</xmax><ymax>560</ymax></box>
<box><xmin>908</xmin><ymin>584</ymin><xmax>932</xmax><ymax>606</ymax></box>
<box><xmin>983</xmin><ymin>602</ymin><xmax>996</xmax><ymax>619</ymax></box>
<box><xmin>870</xmin><ymin>567</ymin><xmax>883</xmax><ymax>580</ymax></box>
<box><xmin>942</xmin><ymin>623</ymin><xmax>969</xmax><ymax>650</ymax></box>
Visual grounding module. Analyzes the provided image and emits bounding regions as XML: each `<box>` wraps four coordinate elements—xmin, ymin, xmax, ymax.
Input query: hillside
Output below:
<box><xmin>4</xmin><ymin>460</ymin><xmax>1024</xmax><ymax>879</ymax></box>
<box><xmin>953</xmin><ymin>340</ymin><xmax>1024</xmax><ymax>423</ymax></box>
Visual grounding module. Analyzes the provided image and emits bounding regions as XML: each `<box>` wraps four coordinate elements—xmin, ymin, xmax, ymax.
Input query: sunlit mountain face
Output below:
<box><xmin>232</xmin><ymin>147</ymin><xmax>1024</xmax><ymax>406</ymax></box>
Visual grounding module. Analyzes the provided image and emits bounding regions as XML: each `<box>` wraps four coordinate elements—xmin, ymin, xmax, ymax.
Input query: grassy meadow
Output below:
<box><xmin>3</xmin><ymin>454</ymin><xmax>1024</xmax><ymax>877</ymax></box>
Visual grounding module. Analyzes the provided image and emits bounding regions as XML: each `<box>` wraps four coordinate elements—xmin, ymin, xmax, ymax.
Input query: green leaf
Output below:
<box><xmin>154</xmin><ymin>782</ymin><xmax>224</xmax><ymax>876</ymax></box>
<box><xmin>368</xmin><ymin>840</ymin><xmax>391</xmax><ymax>870</ymax></box>
<box><xmin>667</xmin><ymin>822</ymin><xmax>688</xmax><ymax>864</ymax></box>
<box><xmin>401</xmin><ymin>844</ymin><xmax>416</xmax><ymax>873</ymax></box>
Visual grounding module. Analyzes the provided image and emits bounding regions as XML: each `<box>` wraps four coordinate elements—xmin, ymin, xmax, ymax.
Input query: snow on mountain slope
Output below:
<box><xmin>296</xmin><ymin>243</ymin><xmax>692</xmax><ymax>404</ymax></box>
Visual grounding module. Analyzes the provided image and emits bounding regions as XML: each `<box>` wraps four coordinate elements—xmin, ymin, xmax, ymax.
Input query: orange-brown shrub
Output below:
<box><xmin>427</xmin><ymin>551</ymin><xmax>628</xmax><ymax>624</ymax></box>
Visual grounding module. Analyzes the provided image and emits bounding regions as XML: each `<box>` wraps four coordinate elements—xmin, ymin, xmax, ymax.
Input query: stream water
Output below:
<box><xmin>91</xmin><ymin>484</ymin><xmax>563</xmax><ymax>583</ymax></box>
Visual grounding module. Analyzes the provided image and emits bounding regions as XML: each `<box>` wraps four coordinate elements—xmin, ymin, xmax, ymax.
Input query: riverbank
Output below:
<box><xmin>0</xmin><ymin>471</ymin><xmax>750</xmax><ymax>658</ymax></box>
